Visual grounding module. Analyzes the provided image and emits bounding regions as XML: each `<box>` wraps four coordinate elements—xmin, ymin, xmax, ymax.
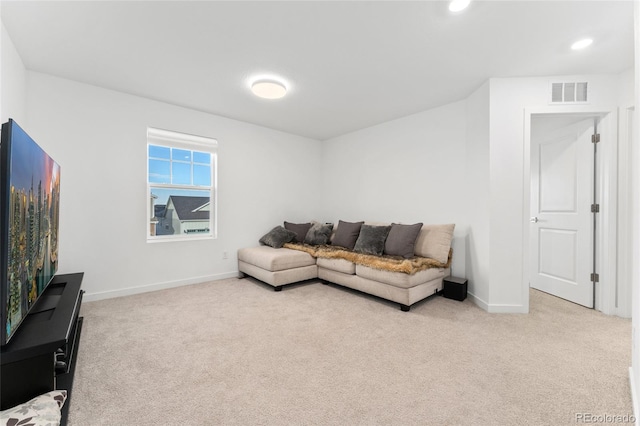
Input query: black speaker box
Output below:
<box><xmin>443</xmin><ymin>276</ymin><xmax>468</xmax><ymax>301</ymax></box>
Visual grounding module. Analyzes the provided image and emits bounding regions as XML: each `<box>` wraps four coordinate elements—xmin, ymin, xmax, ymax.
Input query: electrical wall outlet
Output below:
<box><xmin>223</xmin><ymin>251</ymin><xmax>228</xmax><ymax>260</ymax></box>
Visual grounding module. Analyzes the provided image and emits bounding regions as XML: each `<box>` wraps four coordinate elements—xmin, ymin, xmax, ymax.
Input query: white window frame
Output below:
<box><xmin>146</xmin><ymin>127</ymin><xmax>218</xmax><ymax>242</ymax></box>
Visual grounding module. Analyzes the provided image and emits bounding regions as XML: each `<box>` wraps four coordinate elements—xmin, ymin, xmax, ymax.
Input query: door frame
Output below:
<box><xmin>529</xmin><ymin>115</ymin><xmax>597</xmax><ymax>308</ymax></box>
<box><xmin>522</xmin><ymin>105</ymin><xmax>620</xmax><ymax>315</ymax></box>
<box><xmin>615</xmin><ymin>103</ymin><xmax>636</xmax><ymax>318</ymax></box>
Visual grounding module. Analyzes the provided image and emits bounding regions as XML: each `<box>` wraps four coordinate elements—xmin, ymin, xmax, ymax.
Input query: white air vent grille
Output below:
<box><xmin>551</xmin><ymin>82</ymin><xmax>588</xmax><ymax>103</ymax></box>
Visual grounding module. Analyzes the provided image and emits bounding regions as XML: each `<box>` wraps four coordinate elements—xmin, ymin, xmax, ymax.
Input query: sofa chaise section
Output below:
<box><xmin>237</xmin><ymin>245</ymin><xmax>317</xmax><ymax>291</ymax></box>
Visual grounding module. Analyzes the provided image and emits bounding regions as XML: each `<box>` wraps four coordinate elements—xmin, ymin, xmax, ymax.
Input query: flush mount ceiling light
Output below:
<box><xmin>571</xmin><ymin>38</ymin><xmax>593</xmax><ymax>50</ymax></box>
<box><xmin>250</xmin><ymin>79</ymin><xmax>287</xmax><ymax>100</ymax></box>
<box><xmin>449</xmin><ymin>0</ymin><xmax>471</xmax><ymax>12</ymax></box>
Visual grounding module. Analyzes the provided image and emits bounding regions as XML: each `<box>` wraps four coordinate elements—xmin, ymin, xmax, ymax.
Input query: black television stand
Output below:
<box><xmin>1</xmin><ymin>272</ymin><xmax>84</xmax><ymax>426</ymax></box>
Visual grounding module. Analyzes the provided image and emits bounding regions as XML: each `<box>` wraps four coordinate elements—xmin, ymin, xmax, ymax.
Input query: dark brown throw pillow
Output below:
<box><xmin>353</xmin><ymin>224</ymin><xmax>392</xmax><ymax>256</ymax></box>
<box><xmin>384</xmin><ymin>223</ymin><xmax>424</xmax><ymax>258</ymax></box>
<box><xmin>259</xmin><ymin>226</ymin><xmax>297</xmax><ymax>248</ymax></box>
<box><xmin>284</xmin><ymin>221</ymin><xmax>312</xmax><ymax>243</ymax></box>
<box><xmin>331</xmin><ymin>220</ymin><xmax>364</xmax><ymax>250</ymax></box>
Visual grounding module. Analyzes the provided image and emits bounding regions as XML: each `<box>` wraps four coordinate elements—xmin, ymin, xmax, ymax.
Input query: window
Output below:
<box><xmin>147</xmin><ymin>127</ymin><xmax>217</xmax><ymax>241</ymax></box>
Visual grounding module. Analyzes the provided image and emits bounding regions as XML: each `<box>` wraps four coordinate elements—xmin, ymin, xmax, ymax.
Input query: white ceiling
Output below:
<box><xmin>1</xmin><ymin>1</ymin><xmax>634</xmax><ymax>140</ymax></box>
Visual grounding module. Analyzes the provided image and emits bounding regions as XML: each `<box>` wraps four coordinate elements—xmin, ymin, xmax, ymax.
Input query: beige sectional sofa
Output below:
<box><xmin>238</xmin><ymin>222</ymin><xmax>454</xmax><ymax>311</ymax></box>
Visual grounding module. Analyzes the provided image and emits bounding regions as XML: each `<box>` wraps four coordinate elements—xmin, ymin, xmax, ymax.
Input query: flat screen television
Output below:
<box><xmin>0</xmin><ymin>119</ymin><xmax>60</xmax><ymax>346</ymax></box>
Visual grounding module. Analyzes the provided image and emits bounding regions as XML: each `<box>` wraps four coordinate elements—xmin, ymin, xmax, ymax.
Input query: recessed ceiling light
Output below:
<box><xmin>449</xmin><ymin>0</ymin><xmax>471</xmax><ymax>12</ymax></box>
<box><xmin>250</xmin><ymin>79</ymin><xmax>287</xmax><ymax>100</ymax></box>
<box><xmin>571</xmin><ymin>38</ymin><xmax>593</xmax><ymax>50</ymax></box>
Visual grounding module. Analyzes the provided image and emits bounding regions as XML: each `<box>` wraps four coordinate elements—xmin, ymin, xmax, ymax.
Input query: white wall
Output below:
<box><xmin>25</xmin><ymin>72</ymin><xmax>323</xmax><ymax>300</ymax></box>
<box><xmin>631</xmin><ymin>0</ymin><xmax>639</xmax><ymax>420</ymax></box>
<box><xmin>1</xmin><ymin>22</ymin><xmax>27</xmax><ymax>124</ymax></box>
<box><xmin>464</xmin><ymin>81</ymin><xmax>491</xmax><ymax>306</ymax></box>
<box><xmin>616</xmin><ymin>69</ymin><xmax>636</xmax><ymax>319</ymax></box>
<box><xmin>320</xmin><ymin>101</ymin><xmax>468</xmax><ymax>278</ymax></box>
<box><xmin>619</xmin><ymin>68</ymin><xmax>635</xmax><ymax>106</ymax></box>
<box><xmin>488</xmin><ymin>74</ymin><xmax>622</xmax><ymax>313</ymax></box>
<box><xmin>317</xmin><ymin>74</ymin><xmax>625</xmax><ymax>312</ymax></box>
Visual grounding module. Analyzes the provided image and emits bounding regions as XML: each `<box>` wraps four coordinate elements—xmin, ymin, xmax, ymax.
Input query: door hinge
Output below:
<box><xmin>591</xmin><ymin>273</ymin><xmax>599</xmax><ymax>283</ymax></box>
<box><xmin>592</xmin><ymin>133</ymin><xmax>600</xmax><ymax>143</ymax></box>
<box><xmin>591</xmin><ymin>203</ymin><xmax>600</xmax><ymax>213</ymax></box>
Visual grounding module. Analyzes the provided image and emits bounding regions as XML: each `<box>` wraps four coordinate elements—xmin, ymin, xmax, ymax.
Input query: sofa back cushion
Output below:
<box><xmin>414</xmin><ymin>224</ymin><xmax>455</xmax><ymax>264</ymax></box>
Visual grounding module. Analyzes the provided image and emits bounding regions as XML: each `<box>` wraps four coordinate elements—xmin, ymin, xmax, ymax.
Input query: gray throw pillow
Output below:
<box><xmin>304</xmin><ymin>222</ymin><xmax>334</xmax><ymax>245</ymax></box>
<box><xmin>284</xmin><ymin>221</ymin><xmax>312</xmax><ymax>243</ymax></box>
<box><xmin>384</xmin><ymin>222</ymin><xmax>424</xmax><ymax>258</ymax></box>
<box><xmin>353</xmin><ymin>225</ymin><xmax>392</xmax><ymax>256</ymax></box>
<box><xmin>259</xmin><ymin>226</ymin><xmax>297</xmax><ymax>248</ymax></box>
<box><xmin>331</xmin><ymin>220</ymin><xmax>364</xmax><ymax>250</ymax></box>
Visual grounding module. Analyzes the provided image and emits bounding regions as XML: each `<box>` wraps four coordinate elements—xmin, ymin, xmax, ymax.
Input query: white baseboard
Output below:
<box><xmin>467</xmin><ymin>291</ymin><xmax>489</xmax><ymax>311</ymax></box>
<box><xmin>467</xmin><ymin>291</ymin><xmax>528</xmax><ymax>313</ymax></box>
<box><xmin>487</xmin><ymin>303</ymin><xmax>528</xmax><ymax>314</ymax></box>
<box><xmin>630</xmin><ymin>367</ymin><xmax>639</xmax><ymax>426</ymax></box>
<box><xmin>83</xmin><ymin>271</ymin><xmax>239</xmax><ymax>302</ymax></box>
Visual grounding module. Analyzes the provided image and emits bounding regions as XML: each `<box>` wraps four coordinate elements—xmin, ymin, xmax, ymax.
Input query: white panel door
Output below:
<box><xmin>530</xmin><ymin>117</ymin><xmax>594</xmax><ymax>308</ymax></box>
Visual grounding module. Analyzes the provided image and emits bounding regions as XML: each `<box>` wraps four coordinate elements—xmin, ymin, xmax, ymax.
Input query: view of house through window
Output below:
<box><xmin>147</xmin><ymin>128</ymin><xmax>217</xmax><ymax>241</ymax></box>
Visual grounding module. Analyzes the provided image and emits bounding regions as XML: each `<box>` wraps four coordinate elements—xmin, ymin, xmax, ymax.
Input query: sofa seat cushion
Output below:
<box><xmin>355</xmin><ymin>264</ymin><xmax>445</xmax><ymax>289</ymax></box>
<box><xmin>317</xmin><ymin>257</ymin><xmax>356</xmax><ymax>275</ymax></box>
<box><xmin>238</xmin><ymin>246</ymin><xmax>315</xmax><ymax>272</ymax></box>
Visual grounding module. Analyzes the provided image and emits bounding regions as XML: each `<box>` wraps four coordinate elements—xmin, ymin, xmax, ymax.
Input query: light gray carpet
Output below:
<box><xmin>68</xmin><ymin>278</ymin><xmax>633</xmax><ymax>425</ymax></box>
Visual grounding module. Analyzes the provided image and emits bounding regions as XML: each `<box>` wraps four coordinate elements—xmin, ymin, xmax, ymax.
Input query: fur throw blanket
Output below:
<box><xmin>283</xmin><ymin>243</ymin><xmax>451</xmax><ymax>275</ymax></box>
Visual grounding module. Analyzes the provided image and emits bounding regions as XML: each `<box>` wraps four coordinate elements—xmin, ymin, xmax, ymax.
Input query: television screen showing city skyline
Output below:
<box><xmin>2</xmin><ymin>120</ymin><xmax>60</xmax><ymax>344</ymax></box>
